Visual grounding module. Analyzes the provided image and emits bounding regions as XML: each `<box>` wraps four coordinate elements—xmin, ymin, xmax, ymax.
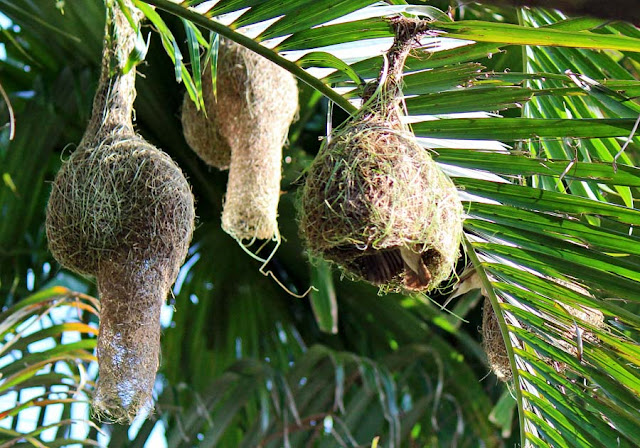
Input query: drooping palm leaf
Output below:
<box><xmin>152</xmin><ymin>339</ymin><xmax>499</xmax><ymax>448</ymax></box>
<box><xmin>0</xmin><ymin>287</ymin><xmax>99</xmax><ymax>447</ymax></box>
<box><xmin>474</xmin><ymin>0</ymin><xmax>640</xmax><ymax>25</ymax></box>
<box><xmin>0</xmin><ymin>0</ymin><xmax>102</xmax><ymax>304</ymax></box>
<box><xmin>157</xmin><ymin>217</ymin><xmax>498</xmax><ymax>446</ymax></box>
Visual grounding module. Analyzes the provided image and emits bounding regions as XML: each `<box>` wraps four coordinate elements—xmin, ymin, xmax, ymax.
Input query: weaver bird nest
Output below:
<box><xmin>299</xmin><ymin>18</ymin><xmax>463</xmax><ymax>293</ymax></box>
<box><xmin>46</xmin><ymin>0</ymin><xmax>194</xmax><ymax>422</ymax></box>
<box><xmin>181</xmin><ymin>65</ymin><xmax>231</xmax><ymax>170</ymax></box>
<box><xmin>482</xmin><ymin>298</ymin><xmax>513</xmax><ymax>382</ymax></box>
<box><xmin>182</xmin><ymin>38</ymin><xmax>298</xmax><ymax>241</ymax></box>
<box><xmin>482</xmin><ymin>283</ymin><xmax>605</xmax><ymax>383</ymax></box>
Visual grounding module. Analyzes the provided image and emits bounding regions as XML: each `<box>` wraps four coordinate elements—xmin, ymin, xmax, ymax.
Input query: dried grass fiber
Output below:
<box><xmin>552</xmin><ymin>279</ymin><xmax>605</xmax><ymax>359</ymax></box>
<box><xmin>482</xmin><ymin>298</ymin><xmax>512</xmax><ymax>382</ymax></box>
<box><xmin>300</xmin><ymin>116</ymin><xmax>463</xmax><ymax>293</ymax></box>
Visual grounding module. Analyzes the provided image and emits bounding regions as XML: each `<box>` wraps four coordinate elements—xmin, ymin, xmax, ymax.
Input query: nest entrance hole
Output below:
<box><xmin>344</xmin><ymin>247</ymin><xmax>442</xmax><ymax>287</ymax></box>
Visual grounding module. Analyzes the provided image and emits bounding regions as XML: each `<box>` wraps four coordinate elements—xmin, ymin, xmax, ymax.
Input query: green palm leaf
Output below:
<box><xmin>153</xmin><ymin>341</ymin><xmax>497</xmax><ymax>447</ymax></box>
<box><xmin>0</xmin><ymin>287</ymin><xmax>99</xmax><ymax>447</ymax></box>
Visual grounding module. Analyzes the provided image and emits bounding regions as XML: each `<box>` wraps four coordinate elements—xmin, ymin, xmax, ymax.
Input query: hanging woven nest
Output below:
<box><xmin>46</xmin><ymin>0</ymin><xmax>194</xmax><ymax>423</ymax></box>
<box><xmin>482</xmin><ymin>298</ymin><xmax>513</xmax><ymax>382</ymax></box>
<box><xmin>299</xmin><ymin>18</ymin><xmax>463</xmax><ymax>293</ymax></box>
<box><xmin>182</xmin><ymin>38</ymin><xmax>298</xmax><ymax>241</ymax></box>
<box><xmin>220</xmin><ymin>39</ymin><xmax>298</xmax><ymax>241</ymax></box>
<box><xmin>481</xmin><ymin>280</ymin><xmax>605</xmax><ymax>383</ymax></box>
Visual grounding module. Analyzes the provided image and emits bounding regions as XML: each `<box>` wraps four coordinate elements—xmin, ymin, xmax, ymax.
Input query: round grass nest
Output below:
<box><xmin>299</xmin><ymin>116</ymin><xmax>463</xmax><ymax>293</ymax></box>
<box><xmin>181</xmin><ymin>66</ymin><xmax>231</xmax><ymax>170</ymax></box>
<box><xmin>47</xmin><ymin>114</ymin><xmax>194</xmax><ymax>425</ymax></box>
<box><xmin>299</xmin><ymin>19</ymin><xmax>462</xmax><ymax>293</ymax></box>
<box><xmin>47</xmin><ymin>137</ymin><xmax>193</xmax><ymax>279</ymax></box>
<box><xmin>45</xmin><ymin>0</ymin><xmax>195</xmax><ymax>423</ymax></box>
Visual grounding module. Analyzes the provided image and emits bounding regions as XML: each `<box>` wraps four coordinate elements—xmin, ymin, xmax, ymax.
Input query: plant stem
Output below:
<box><xmin>136</xmin><ymin>0</ymin><xmax>357</xmax><ymax>114</ymax></box>
<box><xmin>462</xmin><ymin>234</ymin><xmax>527</xmax><ymax>447</ymax></box>
<box><xmin>83</xmin><ymin>0</ymin><xmax>141</xmax><ymax>145</ymax></box>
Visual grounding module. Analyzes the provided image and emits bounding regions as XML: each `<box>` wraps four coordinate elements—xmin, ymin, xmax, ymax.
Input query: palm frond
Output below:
<box><xmin>154</xmin><ymin>342</ymin><xmax>498</xmax><ymax>447</ymax></box>
<box><xmin>0</xmin><ymin>1</ymin><xmax>101</xmax><ymax>303</ymax></box>
<box><xmin>0</xmin><ymin>287</ymin><xmax>99</xmax><ymax>447</ymax></box>
<box><xmin>2</xmin><ymin>0</ymin><xmax>640</xmax><ymax>446</ymax></box>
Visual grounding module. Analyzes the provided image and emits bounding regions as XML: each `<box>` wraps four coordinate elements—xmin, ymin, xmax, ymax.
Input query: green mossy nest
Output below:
<box><xmin>299</xmin><ymin>19</ymin><xmax>462</xmax><ymax>293</ymax></box>
<box><xmin>181</xmin><ymin>66</ymin><xmax>232</xmax><ymax>170</ymax></box>
<box><xmin>45</xmin><ymin>0</ymin><xmax>194</xmax><ymax>423</ymax></box>
<box><xmin>300</xmin><ymin>117</ymin><xmax>463</xmax><ymax>293</ymax></box>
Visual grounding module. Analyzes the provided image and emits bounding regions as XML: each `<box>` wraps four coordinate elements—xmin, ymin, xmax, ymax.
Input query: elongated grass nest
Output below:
<box><xmin>182</xmin><ymin>39</ymin><xmax>298</xmax><ymax>241</ymax></box>
<box><xmin>46</xmin><ymin>0</ymin><xmax>194</xmax><ymax>422</ymax></box>
<box><xmin>299</xmin><ymin>20</ymin><xmax>463</xmax><ymax>293</ymax></box>
<box><xmin>216</xmin><ymin>41</ymin><xmax>298</xmax><ymax>240</ymax></box>
<box><xmin>482</xmin><ymin>298</ymin><xmax>512</xmax><ymax>382</ymax></box>
<box><xmin>219</xmin><ymin>39</ymin><xmax>298</xmax><ymax>241</ymax></box>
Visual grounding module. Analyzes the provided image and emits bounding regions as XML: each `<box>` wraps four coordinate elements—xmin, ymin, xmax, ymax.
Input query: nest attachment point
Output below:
<box><xmin>299</xmin><ymin>116</ymin><xmax>463</xmax><ymax>293</ymax></box>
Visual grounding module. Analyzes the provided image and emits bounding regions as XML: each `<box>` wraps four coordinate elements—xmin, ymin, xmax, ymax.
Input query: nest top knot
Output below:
<box><xmin>389</xmin><ymin>16</ymin><xmax>432</xmax><ymax>44</ymax></box>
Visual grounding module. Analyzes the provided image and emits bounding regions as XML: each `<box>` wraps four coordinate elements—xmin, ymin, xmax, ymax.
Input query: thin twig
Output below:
<box><xmin>613</xmin><ymin>113</ymin><xmax>640</xmax><ymax>173</ymax></box>
<box><xmin>0</xmin><ymin>81</ymin><xmax>15</xmax><ymax>140</ymax></box>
